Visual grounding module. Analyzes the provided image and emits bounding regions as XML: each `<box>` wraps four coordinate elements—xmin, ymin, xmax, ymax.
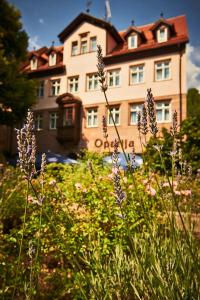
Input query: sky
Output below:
<box><xmin>8</xmin><ymin>0</ymin><xmax>200</xmax><ymax>90</ymax></box>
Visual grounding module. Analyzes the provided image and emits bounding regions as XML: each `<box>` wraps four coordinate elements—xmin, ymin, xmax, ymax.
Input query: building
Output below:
<box><xmin>21</xmin><ymin>12</ymin><xmax>188</xmax><ymax>154</ymax></box>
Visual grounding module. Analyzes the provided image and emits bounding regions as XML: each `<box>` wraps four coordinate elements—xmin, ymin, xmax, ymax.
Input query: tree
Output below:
<box><xmin>187</xmin><ymin>88</ymin><xmax>200</xmax><ymax>118</ymax></box>
<box><xmin>0</xmin><ymin>0</ymin><xmax>36</xmax><ymax>125</ymax></box>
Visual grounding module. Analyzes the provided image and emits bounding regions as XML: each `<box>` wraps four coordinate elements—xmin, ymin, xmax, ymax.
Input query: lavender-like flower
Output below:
<box><xmin>141</xmin><ymin>104</ymin><xmax>148</xmax><ymax>135</ymax></box>
<box><xmin>146</xmin><ymin>89</ymin><xmax>158</xmax><ymax>137</ymax></box>
<box><xmin>16</xmin><ymin>110</ymin><xmax>37</xmax><ymax>180</ymax></box>
<box><xmin>170</xmin><ymin>110</ymin><xmax>178</xmax><ymax>137</ymax></box>
<box><xmin>112</xmin><ymin>140</ymin><xmax>126</xmax><ymax>206</ymax></box>
<box><xmin>137</xmin><ymin>111</ymin><xmax>141</xmax><ymax>133</ymax></box>
<box><xmin>102</xmin><ymin>115</ymin><xmax>108</xmax><ymax>139</ymax></box>
<box><xmin>87</xmin><ymin>159</ymin><xmax>94</xmax><ymax>177</ymax></box>
<box><xmin>130</xmin><ymin>142</ymin><xmax>136</xmax><ymax>172</ymax></box>
<box><xmin>96</xmin><ymin>45</ymin><xmax>107</xmax><ymax>92</ymax></box>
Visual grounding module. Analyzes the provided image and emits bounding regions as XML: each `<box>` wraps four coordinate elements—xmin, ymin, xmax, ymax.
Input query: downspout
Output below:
<box><xmin>179</xmin><ymin>44</ymin><xmax>183</xmax><ymax>124</ymax></box>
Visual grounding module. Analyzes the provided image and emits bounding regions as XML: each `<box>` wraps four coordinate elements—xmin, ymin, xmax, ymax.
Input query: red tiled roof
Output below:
<box><xmin>108</xmin><ymin>15</ymin><xmax>188</xmax><ymax>58</ymax></box>
<box><xmin>22</xmin><ymin>46</ymin><xmax>64</xmax><ymax>73</ymax></box>
<box><xmin>22</xmin><ymin>15</ymin><xmax>188</xmax><ymax>74</ymax></box>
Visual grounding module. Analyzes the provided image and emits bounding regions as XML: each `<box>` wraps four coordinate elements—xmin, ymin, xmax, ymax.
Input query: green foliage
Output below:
<box><xmin>0</xmin><ymin>0</ymin><xmax>36</xmax><ymax>125</ymax></box>
<box><xmin>143</xmin><ymin>128</ymin><xmax>173</xmax><ymax>172</ymax></box>
<box><xmin>179</xmin><ymin>116</ymin><xmax>200</xmax><ymax>172</ymax></box>
<box><xmin>187</xmin><ymin>88</ymin><xmax>200</xmax><ymax>118</ymax></box>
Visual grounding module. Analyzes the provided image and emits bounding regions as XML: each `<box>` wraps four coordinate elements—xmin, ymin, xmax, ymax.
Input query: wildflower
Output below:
<box><xmin>141</xmin><ymin>104</ymin><xmax>148</xmax><ymax>135</ymax></box>
<box><xmin>137</xmin><ymin>111</ymin><xmax>141</xmax><ymax>133</ymax></box>
<box><xmin>16</xmin><ymin>110</ymin><xmax>37</xmax><ymax>180</ymax></box>
<box><xmin>75</xmin><ymin>183</ymin><xmax>82</xmax><ymax>190</ymax></box>
<box><xmin>83</xmin><ymin>188</ymin><xmax>87</xmax><ymax>193</ymax></box>
<box><xmin>146</xmin><ymin>186</ymin><xmax>156</xmax><ymax>196</ymax></box>
<box><xmin>102</xmin><ymin>115</ymin><xmax>108</xmax><ymax>139</ymax></box>
<box><xmin>49</xmin><ymin>179</ymin><xmax>57</xmax><ymax>186</ymax></box>
<box><xmin>107</xmin><ymin>173</ymin><xmax>113</xmax><ymax>180</ymax></box>
<box><xmin>170</xmin><ymin>110</ymin><xmax>178</xmax><ymax>137</ymax></box>
<box><xmin>174</xmin><ymin>190</ymin><xmax>181</xmax><ymax>196</ymax></box>
<box><xmin>181</xmin><ymin>190</ymin><xmax>192</xmax><ymax>197</ymax></box>
<box><xmin>87</xmin><ymin>159</ymin><xmax>94</xmax><ymax>177</ymax></box>
<box><xmin>146</xmin><ymin>89</ymin><xmax>158</xmax><ymax>137</ymax></box>
<box><xmin>112</xmin><ymin>140</ymin><xmax>126</xmax><ymax>206</ymax></box>
<box><xmin>97</xmin><ymin>45</ymin><xmax>107</xmax><ymax>92</ymax></box>
<box><xmin>129</xmin><ymin>142</ymin><xmax>136</xmax><ymax>172</ymax></box>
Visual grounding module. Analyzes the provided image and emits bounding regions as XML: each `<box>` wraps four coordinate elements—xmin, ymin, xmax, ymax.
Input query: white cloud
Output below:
<box><xmin>28</xmin><ymin>35</ymin><xmax>41</xmax><ymax>50</ymax></box>
<box><xmin>39</xmin><ymin>18</ymin><xmax>44</xmax><ymax>24</ymax></box>
<box><xmin>187</xmin><ymin>44</ymin><xmax>200</xmax><ymax>91</ymax></box>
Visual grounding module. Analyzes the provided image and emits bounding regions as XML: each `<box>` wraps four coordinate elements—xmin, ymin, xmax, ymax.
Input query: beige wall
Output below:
<box><xmin>29</xmin><ymin>20</ymin><xmax>187</xmax><ymax>155</ymax></box>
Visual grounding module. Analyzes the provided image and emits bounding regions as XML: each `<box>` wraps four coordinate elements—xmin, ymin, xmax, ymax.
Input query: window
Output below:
<box><xmin>128</xmin><ymin>35</ymin><xmax>138</xmax><ymax>49</ymax></box>
<box><xmin>30</xmin><ymin>58</ymin><xmax>37</xmax><ymax>70</ymax></box>
<box><xmin>107</xmin><ymin>69</ymin><xmax>120</xmax><ymax>87</ymax></box>
<box><xmin>49</xmin><ymin>53</ymin><xmax>57</xmax><ymax>66</ymax></box>
<box><xmin>86</xmin><ymin>108</ymin><xmax>98</xmax><ymax>127</ymax></box>
<box><xmin>68</xmin><ymin>76</ymin><xmax>79</xmax><ymax>93</ymax></box>
<box><xmin>155</xmin><ymin>60</ymin><xmax>170</xmax><ymax>81</ymax></box>
<box><xmin>156</xmin><ymin>101</ymin><xmax>170</xmax><ymax>122</ymax></box>
<box><xmin>49</xmin><ymin>112</ymin><xmax>58</xmax><ymax>129</ymax></box>
<box><xmin>157</xmin><ymin>27</ymin><xmax>168</xmax><ymax>43</ymax></box>
<box><xmin>63</xmin><ymin>107</ymin><xmax>73</xmax><ymax>126</ymax></box>
<box><xmin>130</xmin><ymin>65</ymin><xmax>144</xmax><ymax>84</ymax></box>
<box><xmin>87</xmin><ymin>74</ymin><xmax>99</xmax><ymax>91</ymax></box>
<box><xmin>108</xmin><ymin>106</ymin><xmax>120</xmax><ymax>125</ymax></box>
<box><xmin>51</xmin><ymin>79</ymin><xmax>60</xmax><ymax>96</ymax></box>
<box><xmin>81</xmin><ymin>40</ymin><xmax>87</xmax><ymax>54</ymax></box>
<box><xmin>71</xmin><ymin>41</ymin><xmax>78</xmax><ymax>56</ymax></box>
<box><xmin>90</xmin><ymin>37</ymin><xmax>97</xmax><ymax>52</ymax></box>
<box><xmin>130</xmin><ymin>104</ymin><xmax>143</xmax><ymax>124</ymax></box>
<box><xmin>34</xmin><ymin>113</ymin><xmax>43</xmax><ymax>130</ymax></box>
<box><xmin>37</xmin><ymin>81</ymin><xmax>44</xmax><ymax>97</ymax></box>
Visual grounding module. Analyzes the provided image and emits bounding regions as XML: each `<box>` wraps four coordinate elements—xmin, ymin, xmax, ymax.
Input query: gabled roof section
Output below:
<box><xmin>150</xmin><ymin>18</ymin><xmax>173</xmax><ymax>31</ymax></box>
<box><xmin>106</xmin><ymin>15</ymin><xmax>189</xmax><ymax>60</ymax></box>
<box><xmin>123</xmin><ymin>26</ymin><xmax>146</xmax><ymax>42</ymax></box>
<box><xmin>21</xmin><ymin>46</ymin><xmax>64</xmax><ymax>75</ymax></box>
<box><xmin>58</xmin><ymin>12</ymin><xmax>124</xmax><ymax>43</ymax></box>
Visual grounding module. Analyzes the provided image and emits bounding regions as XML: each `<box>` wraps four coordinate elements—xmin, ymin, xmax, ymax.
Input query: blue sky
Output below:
<box><xmin>8</xmin><ymin>0</ymin><xmax>200</xmax><ymax>90</ymax></box>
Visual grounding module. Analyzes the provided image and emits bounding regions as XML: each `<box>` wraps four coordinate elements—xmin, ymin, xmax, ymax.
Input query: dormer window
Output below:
<box><xmin>30</xmin><ymin>57</ymin><xmax>37</xmax><ymax>70</ymax></box>
<box><xmin>157</xmin><ymin>27</ymin><xmax>168</xmax><ymax>43</ymax></box>
<box><xmin>49</xmin><ymin>53</ymin><xmax>57</xmax><ymax>66</ymax></box>
<box><xmin>128</xmin><ymin>35</ymin><xmax>138</xmax><ymax>49</ymax></box>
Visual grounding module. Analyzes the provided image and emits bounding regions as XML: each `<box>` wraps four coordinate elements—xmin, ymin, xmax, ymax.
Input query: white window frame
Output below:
<box><xmin>130</xmin><ymin>65</ymin><xmax>144</xmax><ymax>84</ymax></box>
<box><xmin>86</xmin><ymin>74</ymin><xmax>99</xmax><ymax>91</ymax></box>
<box><xmin>68</xmin><ymin>76</ymin><xmax>79</xmax><ymax>93</ymax></box>
<box><xmin>30</xmin><ymin>58</ymin><xmax>37</xmax><ymax>70</ymax></box>
<box><xmin>108</xmin><ymin>106</ymin><xmax>120</xmax><ymax>126</ymax></box>
<box><xmin>35</xmin><ymin>113</ymin><xmax>43</xmax><ymax>130</ymax></box>
<box><xmin>49</xmin><ymin>53</ymin><xmax>57</xmax><ymax>66</ymax></box>
<box><xmin>86</xmin><ymin>108</ymin><xmax>98</xmax><ymax>128</ymax></box>
<box><xmin>49</xmin><ymin>112</ymin><xmax>58</xmax><ymax>130</ymax></box>
<box><xmin>37</xmin><ymin>81</ymin><xmax>44</xmax><ymax>97</ymax></box>
<box><xmin>71</xmin><ymin>41</ymin><xmax>78</xmax><ymax>56</ymax></box>
<box><xmin>51</xmin><ymin>79</ymin><xmax>60</xmax><ymax>96</ymax></box>
<box><xmin>80</xmin><ymin>40</ymin><xmax>87</xmax><ymax>54</ymax></box>
<box><xmin>90</xmin><ymin>37</ymin><xmax>97</xmax><ymax>52</ymax></box>
<box><xmin>156</xmin><ymin>101</ymin><xmax>171</xmax><ymax>123</ymax></box>
<box><xmin>107</xmin><ymin>69</ymin><xmax>121</xmax><ymax>88</ymax></box>
<box><xmin>128</xmin><ymin>35</ymin><xmax>138</xmax><ymax>49</ymax></box>
<box><xmin>157</xmin><ymin>27</ymin><xmax>168</xmax><ymax>43</ymax></box>
<box><xmin>130</xmin><ymin>103</ymin><xmax>143</xmax><ymax>125</ymax></box>
<box><xmin>155</xmin><ymin>60</ymin><xmax>170</xmax><ymax>81</ymax></box>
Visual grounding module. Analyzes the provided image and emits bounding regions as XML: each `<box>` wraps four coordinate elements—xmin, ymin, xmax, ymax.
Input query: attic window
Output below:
<box><xmin>157</xmin><ymin>27</ymin><xmax>168</xmax><ymax>43</ymax></box>
<box><xmin>49</xmin><ymin>53</ymin><xmax>57</xmax><ymax>66</ymax></box>
<box><xmin>30</xmin><ymin>57</ymin><xmax>37</xmax><ymax>70</ymax></box>
<box><xmin>128</xmin><ymin>35</ymin><xmax>138</xmax><ymax>49</ymax></box>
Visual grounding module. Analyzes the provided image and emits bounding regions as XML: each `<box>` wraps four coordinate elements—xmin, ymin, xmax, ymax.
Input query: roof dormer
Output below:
<box><xmin>49</xmin><ymin>52</ymin><xmax>57</xmax><ymax>66</ymax></box>
<box><xmin>30</xmin><ymin>56</ymin><xmax>37</xmax><ymax>70</ymax></box>
<box><xmin>124</xmin><ymin>25</ymin><xmax>146</xmax><ymax>49</ymax></box>
<box><xmin>150</xmin><ymin>17</ymin><xmax>174</xmax><ymax>43</ymax></box>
